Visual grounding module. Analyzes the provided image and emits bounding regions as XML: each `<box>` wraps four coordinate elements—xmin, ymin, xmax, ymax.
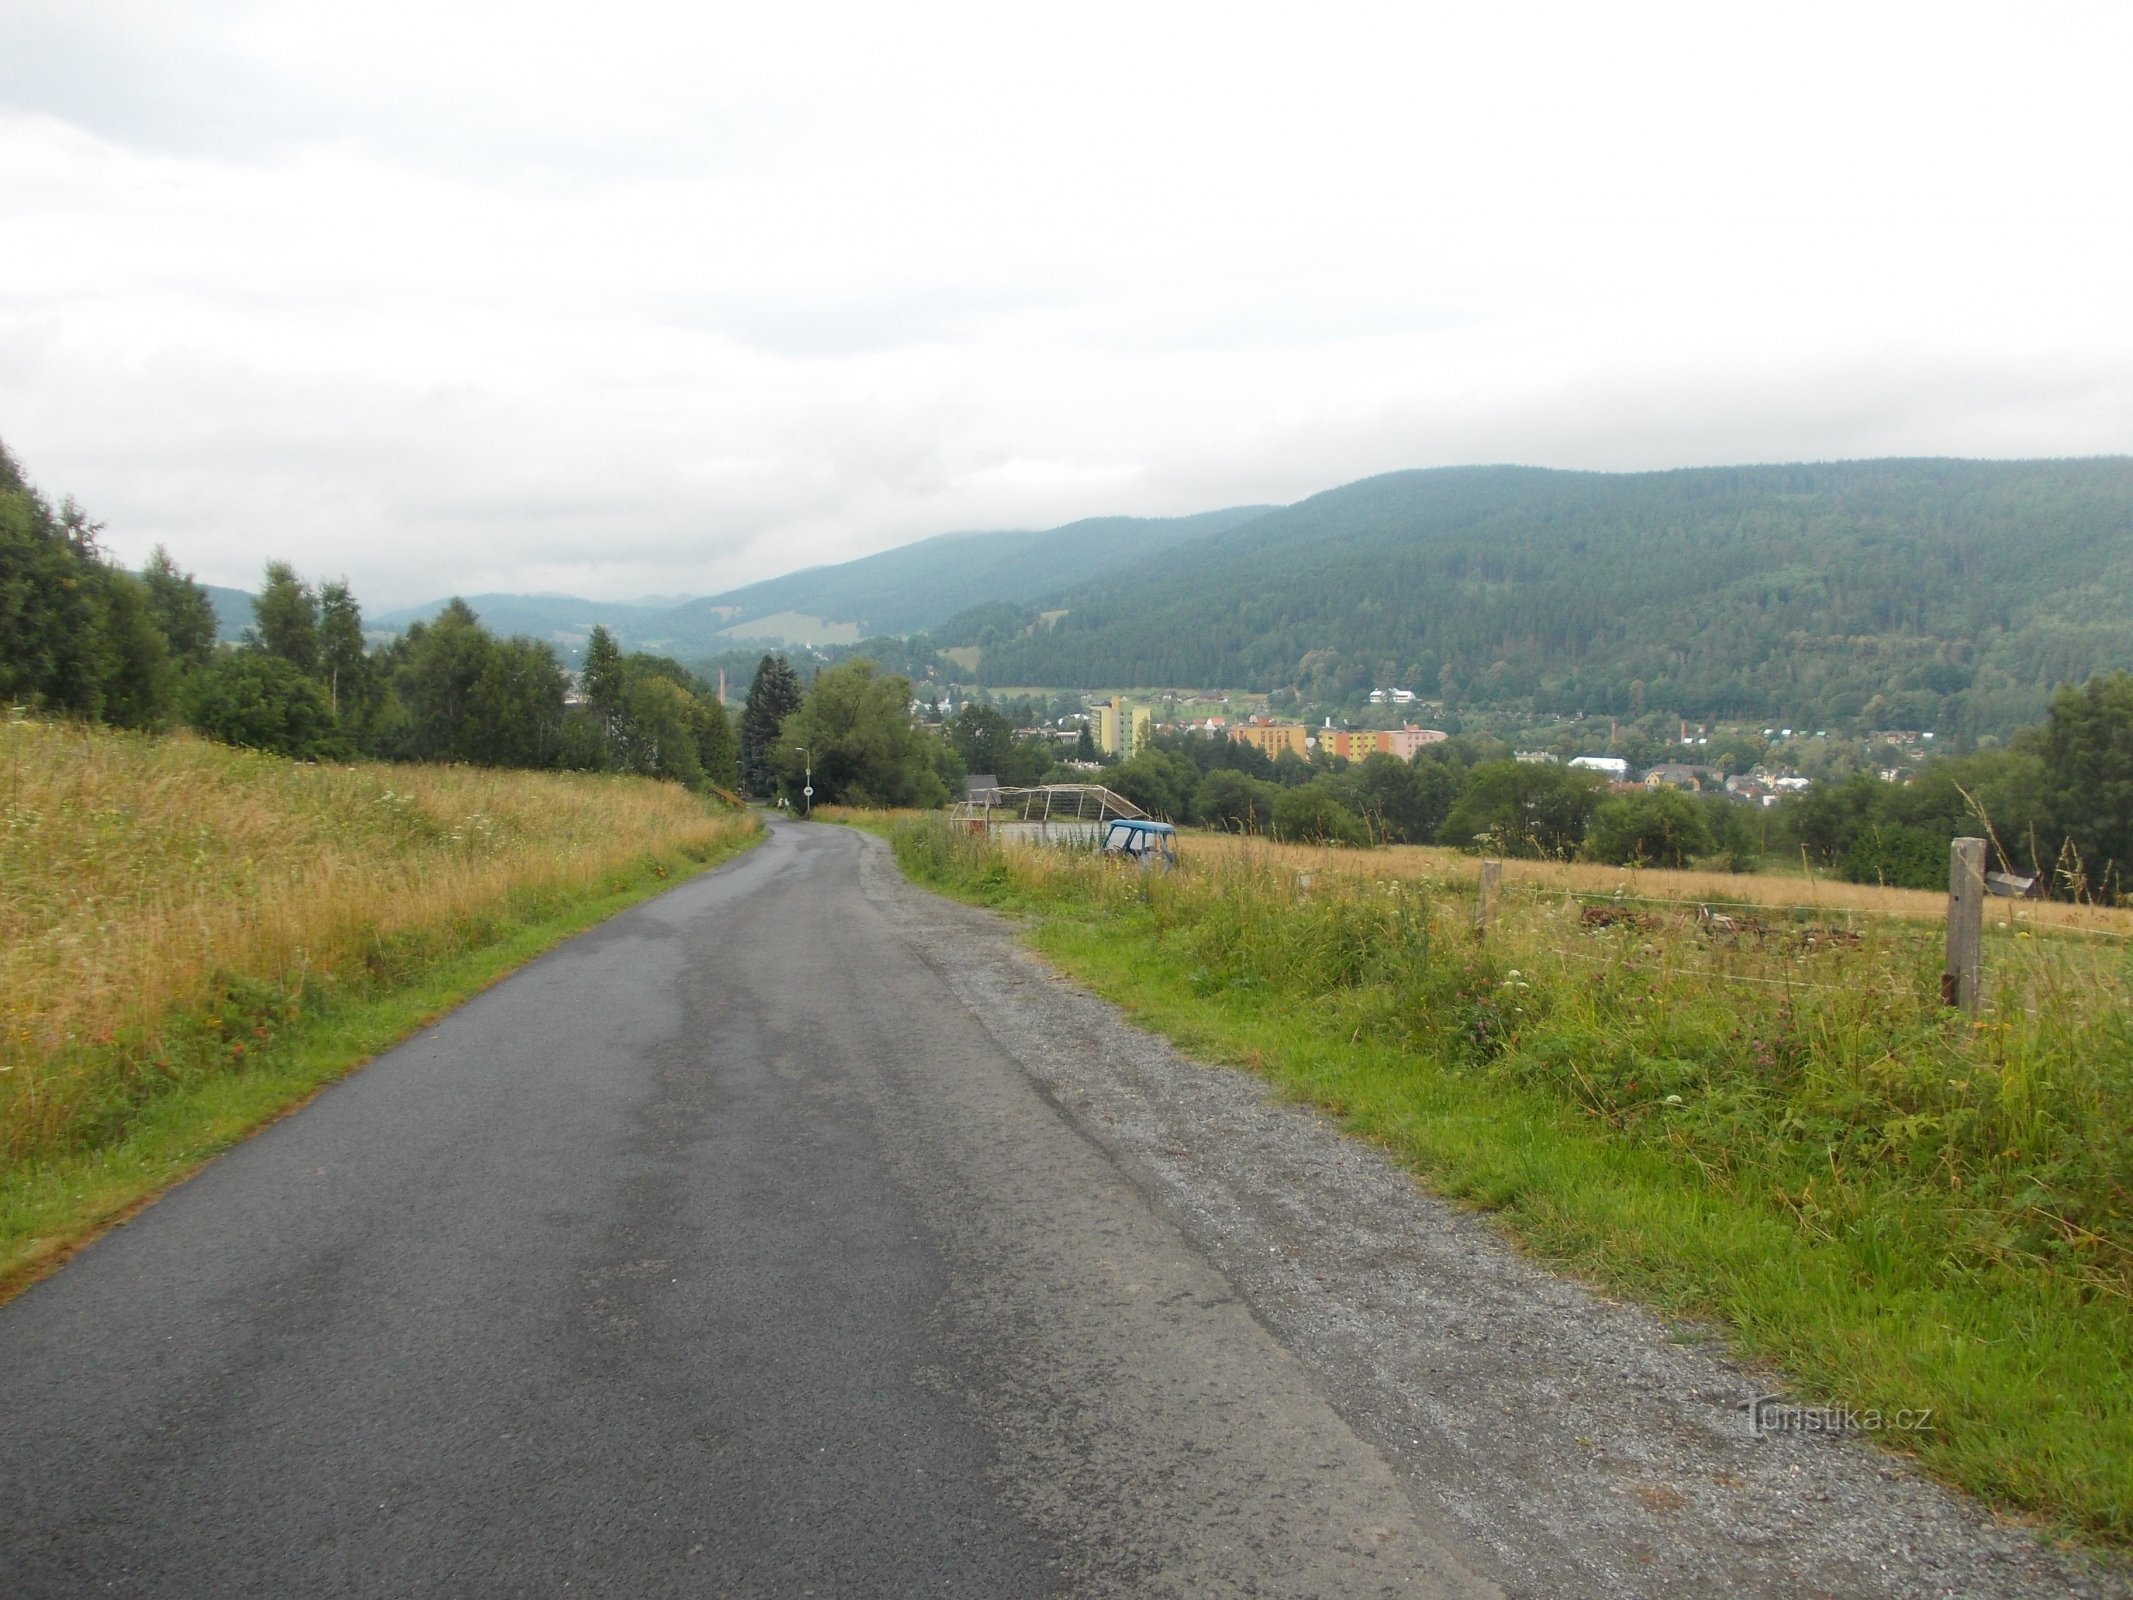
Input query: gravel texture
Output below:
<box><xmin>857</xmin><ymin>832</ymin><xmax>2126</xmax><ymax>1600</ymax></box>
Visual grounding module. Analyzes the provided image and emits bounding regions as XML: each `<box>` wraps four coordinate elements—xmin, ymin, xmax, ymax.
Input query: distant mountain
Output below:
<box><xmin>369</xmin><ymin>505</ymin><xmax>1275</xmax><ymax>659</ymax></box>
<box><xmin>673</xmin><ymin>506</ymin><xmax>1273</xmax><ymax>642</ymax></box>
<box><xmin>205</xmin><ymin>584</ymin><xmax>254</xmax><ymax>643</ymax></box>
<box><xmin>370</xmin><ymin>593</ymin><xmax>680</xmax><ymax>648</ymax></box>
<box><xmin>965</xmin><ymin>459</ymin><xmax>2133</xmax><ymax>739</ymax></box>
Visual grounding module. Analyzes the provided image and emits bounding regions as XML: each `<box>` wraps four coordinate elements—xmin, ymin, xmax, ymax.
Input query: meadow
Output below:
<box><xmin>2</xmin><ymin>717</ymin><xmax>756</xmax><ymax>1285</ymax></box>
<box><xmin>889</xmin><ymin>814</ymin><xmax>2133</xmax><ymax>1545</ymax></box>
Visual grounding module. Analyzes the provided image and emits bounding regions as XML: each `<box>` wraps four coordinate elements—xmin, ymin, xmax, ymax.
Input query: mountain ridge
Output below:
<box><xmin>965</xmin><ymin>457</ymin><xmax>2133</xmax><ymax>737</ymax></box>
<box><xmin>366</xmin><ymin>504</ymin><xmax>1274</xmax><ymax>657</ymax></box>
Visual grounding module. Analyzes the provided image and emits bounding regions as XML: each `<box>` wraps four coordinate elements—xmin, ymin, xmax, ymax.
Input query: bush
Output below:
<box><xmin>187</xmin><ymin>652</ymin><xmax>344</xmax><ymax>760</ymax></box>
<box><xmin>1272</xmin><ymin>784</ymin><xmax>1370</xmax><ymax>846</ymax></box>
<box><xmin>1107</xmin><ymin>747</ymin><xmax>1200</xmax><ymax>821</ymax></box>
<box><xmin>1585</xmin><ymin>787</ymin><xmax>1715</xmax><ymax>867</ymax></box>
<box><xmin>1841</xmin><ymin>822</ymin><xmax>1948</xmax><ymax>889</ymax></box>
<box><xmin>1441</xmin><ymin>760</ymin><xmax>1607</xmax><ymax>858</ymax></box>
<box><xmin>1194</xmin><ymin>768</ymin><xmax>1281</xmax><ymax>834</ymax></box>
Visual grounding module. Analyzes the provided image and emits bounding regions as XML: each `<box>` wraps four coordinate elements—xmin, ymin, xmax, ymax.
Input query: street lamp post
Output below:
<box><xmin>793</xmin><ymin>746</ymin><xmax>812</xmax><ymax>818</ymax></box>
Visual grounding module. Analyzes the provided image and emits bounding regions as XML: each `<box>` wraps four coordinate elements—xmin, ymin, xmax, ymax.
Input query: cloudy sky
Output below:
<box><xmin>2</xmin><ymin>2</ymin><xmax>2128</xmax><ymax>607</ymax></box>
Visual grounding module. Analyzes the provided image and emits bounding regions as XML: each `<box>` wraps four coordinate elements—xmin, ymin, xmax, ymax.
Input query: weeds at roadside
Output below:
<box><xmin>889</xmin><ymin>813</ymin><xmax>2133</xmax><ymax>1547</ymax></box>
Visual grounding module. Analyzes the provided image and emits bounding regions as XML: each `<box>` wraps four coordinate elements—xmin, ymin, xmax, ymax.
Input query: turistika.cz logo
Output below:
<box><xmin>1742</xmin><ymin>1394</ymin><xmax>1936</xmax><ymax>1438</ymax></box>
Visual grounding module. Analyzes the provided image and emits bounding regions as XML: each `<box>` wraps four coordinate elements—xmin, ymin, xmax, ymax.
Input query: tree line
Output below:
<box><xmin>1095</xmin><ymin>682</ymin><xmax>2133</xmax><ymax>897</ymax></box>
<box><xmin>0</xmin><ymin>440</ymin><xmax>736</xmax><ymax>790</ymax></box>
<box><xmin>736</xmin><ymin>641</ymin><xmax>2133</xmax><ymax>900</ymax></box>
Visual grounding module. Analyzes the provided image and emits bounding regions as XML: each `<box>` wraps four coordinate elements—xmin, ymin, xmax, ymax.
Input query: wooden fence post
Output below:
<box><xmin>1943</xmin><ymin>836</ymin><xmax>1985</xmax><ymax>1011</ymax></box>
<box><xmin>1475</xmin><ymin>859</ymin><xmax>1501</xmax><ymax>937</ymax></box>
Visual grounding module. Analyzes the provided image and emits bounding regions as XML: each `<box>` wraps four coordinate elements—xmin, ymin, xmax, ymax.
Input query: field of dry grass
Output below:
<box><xmin>2</xmin><ymin>716</ymin><xmax>756</xmax><ymax>1164</ymax></box>
<box><xmin>1184</xmin><ymin>832</ymin><xmax>2133</xmax><ymax>937</ymax></box>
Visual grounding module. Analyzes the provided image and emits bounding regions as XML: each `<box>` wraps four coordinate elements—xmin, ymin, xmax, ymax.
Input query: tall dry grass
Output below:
<box><xmin>1187</xmin><ymin>831</ymin><xmax>2133</xmax><ymax>936</ymax></box>
<box><xmin>2</xmin><ymin>717</ymin><xmax>754</xmax><ymax>1162</ymax></box>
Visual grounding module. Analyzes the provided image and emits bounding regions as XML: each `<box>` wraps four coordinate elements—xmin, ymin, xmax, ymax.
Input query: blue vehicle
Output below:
<box><xmin>1099</xmin><ymin>818</ymin><xmax>1176</xmax><ymax>870</ymax></box>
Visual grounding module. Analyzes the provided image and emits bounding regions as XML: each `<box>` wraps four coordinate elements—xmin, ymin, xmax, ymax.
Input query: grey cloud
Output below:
<box><xmin>0</xmin><ymin>9</ymin><xmax>737</xmax><ymax>192</ymax></box>
<box><xmin>0</xmin><ymin>8</ymin><xmax>344</xmax><ymax>160</ymax></box>
<box><xmin>647</xmin><ymin>284</ymin><xmax>1072</xmax><ymax>358</ymax></box>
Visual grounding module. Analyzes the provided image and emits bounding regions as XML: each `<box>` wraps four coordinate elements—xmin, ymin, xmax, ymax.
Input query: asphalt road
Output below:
<box><xmin>0</xmin><ymin>819</ymin><xmax>1500</xmax><ymax>1598</ymax></box>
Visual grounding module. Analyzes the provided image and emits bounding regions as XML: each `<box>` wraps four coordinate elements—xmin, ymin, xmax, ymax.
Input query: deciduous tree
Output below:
<box><xmin>772</xmin><ymin>659</ymin><xmax>947</xmax><ymax>809</ymax></box>
<box><xmin>1441</xmin><ymin>761</ymin><xmax>1608</xmax><ymax>858</ymax></box>
<box><xmin>188</xmin><ymin>651</ymin><xmax>341</xmax><ymax>759</ymax></box>
<box><xmin>1585</xmin><ymin>787</ymin><xmax>1715</xmax><ymax>868</ymax></box>
<box><xmin>252</xmin><ymin>562</ymin><xmax>320</xmax><ymax>675</ymax></box>
<box><xmin>2039</xmin><ymin>672</ymin><xmax>2133</xmax><ymax>898</ymax></box>
<box><xmin>141</xmin><ymin>546</ymin><xmax>219</xmax><ymax>668</ymax></box>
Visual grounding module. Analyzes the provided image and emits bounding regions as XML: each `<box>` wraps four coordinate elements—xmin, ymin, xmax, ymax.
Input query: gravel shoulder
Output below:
<box><xmin>855</xmin><ymin>831</ymin><xmax>2125</xmax><ymax>1600</ymax></box>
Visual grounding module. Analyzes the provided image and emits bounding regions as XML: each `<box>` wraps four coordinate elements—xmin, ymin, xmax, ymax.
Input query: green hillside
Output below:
<box><xmin>369</xmin><ymin>593</ymin><xmax>680</xmax><ymax>654</ymax></box>
<box><xmin>969</xmin><ymin>459</ymin><xmax>2133</xmax><ymax>738</ymax></box>
<box><xmin>205</xmin><ymin>583</ymin><xmax>255</xmax><ymax>643</ymax></box>
<box><xmin>671</xmin><ymin>505</ymin><xmax>1272</xmax><ymax>641</ymax></box>
<box><xmin>366</xmin><ymin>506</ymin><xmax>1272</xmax><ymax>658</ymax></box>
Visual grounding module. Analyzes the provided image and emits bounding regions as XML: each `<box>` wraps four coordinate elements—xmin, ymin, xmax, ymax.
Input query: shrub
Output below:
<box><xmin>1585</xmin><ymin>787</ymin><xmax>1715</xmax><ymax>867</ymax></box>
<box><xmin>187</xmin><ymin>651</ymin><xmax>344</xmax><ymax>760</ymax></box>
<box><xmin>1272</xmin><ymin>784</ymin><xmax>1370</xmax><ymax>846</ymax></box>
<box><xmin>1841</xmin><ymin>822</ymin><xmax>1948</xmax><ymax>889</ymax></box>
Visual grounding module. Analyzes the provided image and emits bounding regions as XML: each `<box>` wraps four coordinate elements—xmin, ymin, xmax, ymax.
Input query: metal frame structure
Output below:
<box><xmin>947</xmin><ymin>783</ymin><xmax>1148</xmax><ymax>847</ymax></box>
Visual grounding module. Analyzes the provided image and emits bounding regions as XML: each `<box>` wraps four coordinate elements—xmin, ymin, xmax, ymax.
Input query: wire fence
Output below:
<box><xmin>1461</xmin><ymin>843</ymin><xmax>2129</xmax><ymax>1014</ymax></box>
<box><xmin>1540</xmin><ymin>941</ymin><xmax>1905</xmax><ymax>997</ymax></box>
<box><xmin>1533</xmin><ymin>884</ymin><xmax>2133</xmax><ymax>946</ymax></box>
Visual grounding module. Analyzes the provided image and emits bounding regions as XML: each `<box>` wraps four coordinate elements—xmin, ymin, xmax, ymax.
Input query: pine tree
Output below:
<box><xmin>740</xmin><ymin>653</ymin><xmax>803</xmax><ymax>796</ymax></box>
<box><xmin>580</xmin><ymin>625</ymin><xmax>627</xmax><ymax>759</ymax></box>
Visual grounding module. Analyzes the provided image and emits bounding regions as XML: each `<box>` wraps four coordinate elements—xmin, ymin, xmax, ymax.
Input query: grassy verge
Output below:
<box><xmin>1</xmin><ymin>720</ymin><xmax>759</xmax><ymax>1298</ymax></box>
<box><xmin>810</xmin><ymin>803</ymin><xmax>919</xmax><ymax>836</ymax></box>
<box><xmin>888</xmin><ymin>815</ymin><xmax>2133</xmax><ymax>1547</ymax></box>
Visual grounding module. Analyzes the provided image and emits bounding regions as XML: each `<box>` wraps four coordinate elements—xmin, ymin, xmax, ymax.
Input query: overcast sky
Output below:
<box><xmin>2</xmin><ymin>2</ymin><xmax>2128</xmax><ymax>607</ymax></box>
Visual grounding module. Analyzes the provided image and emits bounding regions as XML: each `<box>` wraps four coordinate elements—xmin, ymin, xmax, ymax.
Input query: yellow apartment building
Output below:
<box><xmin>1230</xmin><ymin>722</ymin><xmax>1310</xmax><ymax>758</ymax></box>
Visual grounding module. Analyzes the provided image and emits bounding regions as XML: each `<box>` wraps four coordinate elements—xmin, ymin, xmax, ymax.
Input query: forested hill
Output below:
<box><xmin>674</xmin><ymin>504</ymin><xmax>1273</xmax><ymax>640</ymax></box>
<box><xmin>968</xmin><ymin>459</ymin><xmax>2133</xmax><ymax>737</ymax></box>
<box><xmin>368</xmin><ymin>505</ymin><xmax>1274</xmax><ymax>657</ymax></box>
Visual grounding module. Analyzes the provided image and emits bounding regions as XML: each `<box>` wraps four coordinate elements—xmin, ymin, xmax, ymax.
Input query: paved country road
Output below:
<box><xmin>1</xmin><ymin>820</ymin><xmax>2116</xmax><ymax>1598</ymax></box>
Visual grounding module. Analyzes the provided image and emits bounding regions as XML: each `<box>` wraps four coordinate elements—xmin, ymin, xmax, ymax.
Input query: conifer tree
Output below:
<box><xmin>580</xmin><ymin>625</ymin><xmax>627</xmax><ymax>755</ymax></box>
<box><xmin>740</xmin><ymin>653</ymin><xmax>803</xmax><ymax>796</ymax></box>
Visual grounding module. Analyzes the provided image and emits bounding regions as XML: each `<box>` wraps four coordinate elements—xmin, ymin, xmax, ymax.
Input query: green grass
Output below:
<box><xmin>718</xmin><ymin>610</ymin><xmax>862</xmax><ymax>645</ymax></box>
<box><xmin>887</xmin><ymin>814</ymin><xmax>2133</xmax><ymax>1547</ymax></box>
<box><xmin>1</xmin><ymin>830</ymin><xmax>759</xmax><ymax>1303</ymax></box>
